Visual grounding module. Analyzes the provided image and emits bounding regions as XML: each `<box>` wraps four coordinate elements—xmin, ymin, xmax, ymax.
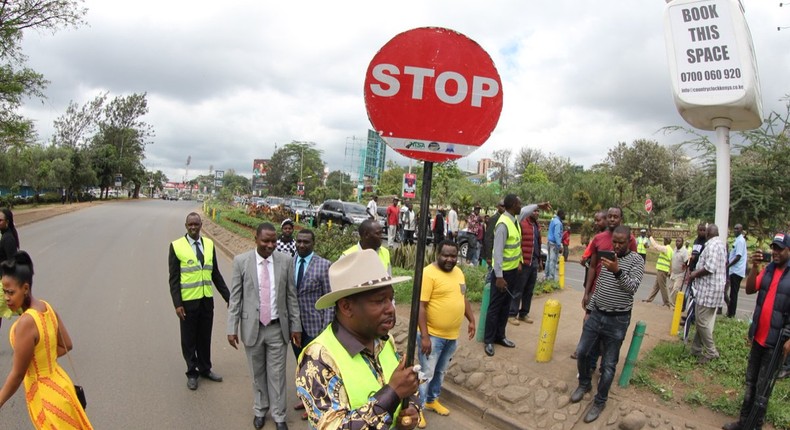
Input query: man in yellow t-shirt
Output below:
<box><xmin>416</xmin><ymin>240</ymin><xmax>476</xmax><ymax>428</ymax></box>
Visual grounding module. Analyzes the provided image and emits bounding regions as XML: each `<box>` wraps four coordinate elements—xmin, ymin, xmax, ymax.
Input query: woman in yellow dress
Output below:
<box><xmin>0</xmin><ymin>251</ymin><xmax>93</xmax><ymax>429</ymax></box>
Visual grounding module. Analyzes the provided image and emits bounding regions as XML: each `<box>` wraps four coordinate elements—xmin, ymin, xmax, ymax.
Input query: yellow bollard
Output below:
<box><xmin>559</xmin><ymin>255</ymin><xmax>566</xmax><ymax>289</ymax></box>
<box><xmin>536</xmin><ymin>299</ymin><xmax>562</xmax><ymax>362</ymax></box>
<box><xmin>327</xmin><ymin>220</ymin><xmax>332</xmax><ymax>230</ymax></box>
<box><xmin>670</xmin><ymin>291</ymin><xmax>685</xmax><ymax>336</ymax></box>
<box><xmin>212</xmin><ymin>208</ymin><xmax>216</xmax><ymax>220</ymax></box>
<box><xmin>296</xmin><ymin>213</ymin><xmax>300</xmax><ymax>224</ymax></box>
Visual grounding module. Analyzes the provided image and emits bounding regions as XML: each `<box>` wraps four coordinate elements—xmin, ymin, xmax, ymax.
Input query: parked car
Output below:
<box><xmin>284</xmin><ymin>198</ymin><xmax>315</xmax><ymax>222</ymax></box>
<box><xmin>313</xmin><ymin>200</ymin><xmax>369</xmax><ymax>229</ymax></box>
<box><xmin>265</xmin><ymin>196</ymin><xmax>285</xmax><ymax>208</ymax></box>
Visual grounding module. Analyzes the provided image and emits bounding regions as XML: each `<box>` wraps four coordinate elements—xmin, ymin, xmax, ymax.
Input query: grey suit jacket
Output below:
<box><xmin>227</xmin><ymin>249</ymin><xmax>301</xmax><ymax>346</ymax></box>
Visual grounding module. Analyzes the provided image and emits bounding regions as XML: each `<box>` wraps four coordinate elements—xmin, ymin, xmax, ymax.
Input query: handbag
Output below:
<box><xmin>58</xmin><ymin>328</ymin><xmax>87</xmax><ymax>409</ymax></box>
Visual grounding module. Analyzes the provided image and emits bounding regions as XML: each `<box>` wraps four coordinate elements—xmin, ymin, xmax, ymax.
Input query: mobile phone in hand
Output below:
<box><xmin>597</xmin><ymin>250</ymin><xmax>616</xmax><ymax>261</ymax></box>
<box><xmin>762</xmin><ymin>251</ymin><xmax>772</xmax><ymax>262</ymax></box>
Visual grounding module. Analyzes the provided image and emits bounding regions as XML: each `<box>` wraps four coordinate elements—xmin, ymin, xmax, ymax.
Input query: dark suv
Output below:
<box><xmin>313</xmin><ymin>200</ymin><xmax>369</xmax><ymax>229</ymax></box>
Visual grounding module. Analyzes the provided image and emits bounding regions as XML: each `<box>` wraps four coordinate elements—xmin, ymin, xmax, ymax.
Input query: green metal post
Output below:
<box><xmin>475</xmin><ymin>275</ymin><xmax>491</xmax><ymax>342</ymax></box>
<box><xmin>618</xmin><ymin>320</ymin><xmax>646</xmax><ymax>387</ymax></box>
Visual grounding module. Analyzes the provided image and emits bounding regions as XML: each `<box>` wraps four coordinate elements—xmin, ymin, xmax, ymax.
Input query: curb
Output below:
<box><xmin>441</xmin><ymin>383</ymin><xmax>524</xmax><ymax>430</ymax></box>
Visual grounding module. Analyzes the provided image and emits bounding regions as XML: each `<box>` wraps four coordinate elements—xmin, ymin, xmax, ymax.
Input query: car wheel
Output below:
<box><xmin>459</xmin><ymin>242</ymin><xmax>469</xmax><ymax>259</ymax></box>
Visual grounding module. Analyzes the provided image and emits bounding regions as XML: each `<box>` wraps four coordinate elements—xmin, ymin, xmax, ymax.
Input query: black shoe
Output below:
<box><xmin>484</xmin><ymin>343</ymin><xmax>495</xmax><ymax>356</ymax></box>
<box><xmin>570</xmin><ymin>385</ymin><xmax>591</xmax><ymax>403</ymax></box>
<box><xmin>722</xmin><ymin>421</ymin><xmax>742</xmax><ymax>430</ymax></box>
<box><xmin>583</xmin><ymin>402</ymin><xmax>606</xmax><ymax>423</ymax></box>
<box><xmin>187</xmin><ymin>376</ymin><xmax>198</xmax><ymax>390</ymax></box>
<box><xmin>201</xmin><ymin>371</ymin><xmax>223</xmax><ymax>382</ymax></box>
<box><xmin>253</xmin><ymin>416</ymin><xmax>265</xmax><ymax>429</ymax></box>
<box><xmin>275</xmin><ymin>422</ymin><xmax>288</xmax><ymax>430</ymax></box>
<box><xmin>495</xmin><ymin>338</ymin><xmax>516</xmax><ymax>348</ymax></box>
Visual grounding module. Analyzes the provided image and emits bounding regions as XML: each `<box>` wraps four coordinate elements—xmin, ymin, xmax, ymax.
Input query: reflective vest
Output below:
<box><xmin>172</xmin><ymin>236</ymin><xmax>215</xmax><ymax>301</ymax></box>
<box><xmin>636</xmin><ymin>236</ymin><xmax>648</xmax><ymax>254</ymax></box>
<box><xmin>303</xmin><ymin>325</ymin><xmax>401</xmax><ymax>426</ymax></box>
<box><xmin>495</xmin><ymin>214</ymin><xmax>522</xmax><ymax>271</ymax></box>
<box><xmin>342</xmin><ymin>244</ymin><xmax>391</xmax><ymax>273</ymax></box>
<box><xmin>656</xmin><ymin>245</ymin><xmax>673</xmax><ymax>273</ymax></box>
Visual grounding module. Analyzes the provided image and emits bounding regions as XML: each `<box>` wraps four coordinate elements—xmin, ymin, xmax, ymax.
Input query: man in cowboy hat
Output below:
<box><xmin>295</xmin><ymin>249</ymin><xmax>420</xmax><ymax>429</ymax></box>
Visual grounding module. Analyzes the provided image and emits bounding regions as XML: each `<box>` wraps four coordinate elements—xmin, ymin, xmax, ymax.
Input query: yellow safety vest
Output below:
<box><xmin>172</xmin><ymin>236</ymin><xmax>215</xmax><ymax>301</ymax></box>
<box><xmin>637</xmin><ymin>236</ymin><xmax>648</xmax><ymax>254</ymax></box>
<box><xmin>342</xmin><ymin>244</ymin><xmax>391</xmax><ymax>273</ymax></box>
<box><xmin>495</xmin><ymin>214</ymin><xmax>522</xmax><ymax>271</ymax></box>
<box><xmin>302</xmin><ymin>325</ymin><xmax>401</xmax><ymax>427</ymax></box>
<box><xmin>656</xmin><ymin>245</ymin><xmax>673</xmax><ymax>273</ymax></box>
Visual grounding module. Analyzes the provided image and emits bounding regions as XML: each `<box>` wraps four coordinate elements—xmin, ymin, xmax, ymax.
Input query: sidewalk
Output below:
<box><xmin>392</xmin><ymin>287</ymin><xmax>732</xmax><ymax>430</ymax></box>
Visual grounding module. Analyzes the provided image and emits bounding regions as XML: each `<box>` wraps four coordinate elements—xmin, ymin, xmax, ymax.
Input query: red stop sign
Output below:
<box><xmin>645</xmin><ymin>199</ymin><xmax>653</xmax><ymax>213</ymax></box>
<box><xmin>364</xmin><ymin>27</ymin><xmax>503</xmax><ymax>163</ymax></box>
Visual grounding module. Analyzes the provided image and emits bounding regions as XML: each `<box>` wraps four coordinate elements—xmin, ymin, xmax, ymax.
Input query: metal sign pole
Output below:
<box><xmin>404</xmin><ymin>161</ymin><xmax>433</xmax><ymax>371</ymax></box>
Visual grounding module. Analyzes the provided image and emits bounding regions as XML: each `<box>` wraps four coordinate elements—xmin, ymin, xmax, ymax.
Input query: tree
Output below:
<box><xmin>0</xmin><ymin>0</ymin><xmax>87</xmax><ymax>146</ymax></box>
<box><xmin>322</xmin><ymin>170</ymin><xmax>353</xmax><ymax>201</ymax></box>
<box><xmin>265</xmin><ymin>141</ymin><xmax>325</xmax><ymax>197</ymax></box>
<box><xmin>52</xmin><ymin>92</ymin><xmax>107</xmax><ymax>148</ymax></box>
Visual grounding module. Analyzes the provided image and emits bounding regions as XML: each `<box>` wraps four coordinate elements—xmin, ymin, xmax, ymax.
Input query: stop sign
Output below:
<box><xmin>645</xmin><ymin>199</ymin><xmax>653</xmax><ymax>213</ymax></box>
<box><xmin>364</xmin><ymin>27</ymin><xmax>503</xmax><ymax>163</ymax></box>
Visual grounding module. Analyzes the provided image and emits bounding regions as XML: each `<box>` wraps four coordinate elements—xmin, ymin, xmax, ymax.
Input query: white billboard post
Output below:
<box><xmin>664</xmin><ymin>0</ymin><xmax>762</xmax><ymax>235</ymax></box>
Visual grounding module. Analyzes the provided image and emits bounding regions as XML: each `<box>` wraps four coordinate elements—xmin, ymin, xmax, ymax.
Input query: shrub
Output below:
<box><xmin>313</xmin><ymin>224</ymin><xmax>358</xmax><ymax>261</ymax></box>
<box><xmin>391</xmin><ymin>244</ymin><xmax>435</xmax><ymax>271</ymax></box>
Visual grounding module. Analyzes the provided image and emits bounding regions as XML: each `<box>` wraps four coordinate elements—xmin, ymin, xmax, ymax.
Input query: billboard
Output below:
<box><xmin>252</xmin><ymin>159</ymin><xmax>269</xmax><ymax>191</ymax></box>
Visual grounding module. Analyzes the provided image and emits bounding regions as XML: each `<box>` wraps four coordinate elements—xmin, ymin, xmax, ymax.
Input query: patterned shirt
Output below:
<box><xmin>296</xmin><ymin>322</ymin><xmax>420</xmax><ymax>429</ymax></box>
<box><xmin>588</xmin><ymin>250</ymin><xmax>644</xmax><ymax>313</ymax></box>
<box><xmin>276</xmin><ymin>236</ymin><xmax>296</xmax><ymax>257</ymax></box>
<box><xmin>694</xmin><ymin>236</ymin><xmax>727</xmax><ymax>308</ymax></box>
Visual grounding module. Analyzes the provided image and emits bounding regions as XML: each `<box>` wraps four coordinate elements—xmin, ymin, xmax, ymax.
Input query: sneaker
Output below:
<box><xmin>778</xmin><ymin>369</ymin><xmax>790</xmax><ymax>379</ymax></box>
<box><xmin>418</xmin><ymin>411</ymin><xmax>427</xmax><ymax>428</ymax></box>
<box><xmin>425</xmin><ymin>399</ymin><xmax>450</xmax><ymax>416</ymax></box>
<box><xmin>517</xmin><ymin>315</ymin><xmax>534</xmax><ymax>324</ymax></box>
<box><xmin>507</xmin><ymin>317</ymin><xmax>521</xmax><ymax>326</ymax></box>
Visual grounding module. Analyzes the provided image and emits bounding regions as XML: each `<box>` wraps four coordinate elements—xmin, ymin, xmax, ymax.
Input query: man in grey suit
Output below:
<box><xmin>228</xmin><ymin>222</ymin><xmax>301</xmax><ymax>430</ymax></box>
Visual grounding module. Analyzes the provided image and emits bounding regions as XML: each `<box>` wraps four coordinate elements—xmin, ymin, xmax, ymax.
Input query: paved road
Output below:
<box><xmin>0</xmin><ymin>200</ymin><xmax>494</xmax><ymax>429</ymax></box>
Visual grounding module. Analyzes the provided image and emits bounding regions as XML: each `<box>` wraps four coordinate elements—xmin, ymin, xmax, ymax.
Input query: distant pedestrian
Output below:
<box><xmin>571</xmin><ymin>226</ymin><xmax>644</xmax><ymax>424</ymax></box>
<box><xmin>668</xmin><ymin>237</ymin><xmax>689</xmax><ymax>305</ymax></box>
<box><xmin>402</xmin><ymin>202</ymin><xmax>416</xmax><ymax>245</ymax></box>
<box><xmin>643</xmin><ymin>236</ymin><xmax>674</xmax><ymax>307</ymax></box>
<box><xmin>466</xmin><ymin>207</ymin><xmax>483</xmax><ymax>265</ymax></box>
<box><xmin>275</xmin><ymin>219</ymin><xmax>297</xmax><ymax>256</ymax></box>
<box><xmin>447</xmin><ymin>204</ymin><xmax>458</xmax><ymax>241</ymax></box>
<box><xmin>0</xmin><ymin>251</ymin><xmax>93</xmax><ymax>429</ymax></box>
<box><xmin>636</xmin><ymin>229</ymin><xmax>649</xmax><ymax>262</ymax></box>
<box><xmin>432</xmin><ymin>209</ymin><xmax>446</xmax><ymax>244</ymax></box>
<box><xmin>722</xmin><ymin>233</ymin><xmax>790</xmax><ymax>430</ymax></box>
<box><xmin>366</xmin><ymin>195</ymin><xmax>378</xmax><ymax>221</ymax></box>
<box><xmin>688</xmin><ymin>224</ymin><xmax>727</xmax><ymax>364</ymax></box>
<box><xmin>562</xmin><ymin>225</ymin><xmax>571</xmax><ymax>262</ymax></box>
<box><xmin>417</xmin><ymin>240</ymin><xmax>475</xmax><ymax>428</ymax></box>
<box><xmin>168</xmin><ymin>212</ymin><xmax>230</xmax><ymax>391</ymax></box>
<box><xmin>545</xmin><ymin>209</ymin><xmax>565</xmax><ymax>280</ymax></box>
<box><xmin>726</xmin><ymin>223</ymin><xmax>747</xmax><ymax>318</ymax></box>
<box><xmin>386</xmin><ymin>198</ymin><xmax>400</xmax><ymax>248</ymax></box>
<box><xmin>483</xmin><ymin>201</ymin><xmax>505</xmax><ymax>267</ymax></box>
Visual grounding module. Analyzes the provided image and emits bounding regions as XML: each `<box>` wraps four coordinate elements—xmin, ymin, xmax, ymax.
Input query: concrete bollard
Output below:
<box><xmin>670</xmin><ymin>291</ymin><xmax>685</xmax><ymax>336</ymax></box>
<box><xmin>559</xmin><ymin>256</ymin><xmax>566</xmax><ymax>289</ymax></box>
<box><xmin>475</xmin><ymin>274</ymin><xmax>491</xmax><ymax>342</ymax></box>
<box><xmin>618</xmin><ymin>321</ymin><xmax>647</xmax><ymax>387</ymax></box>
<box><xmin>535</xmin><ymin>299</ymin><xmax>562</xmax><ymax>362</ymax></box>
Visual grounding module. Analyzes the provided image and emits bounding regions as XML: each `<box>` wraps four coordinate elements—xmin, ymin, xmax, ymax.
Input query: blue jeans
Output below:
<box><xmin>545</xmin><ymin>243</ymin><xmax>560</xmax><ymax>280</ymax></box>
<box><xmin>417</xmin><ymin>333</ymin><xmax>458</xmax><ymax>405</ymax></box>
<box><xmin>575</xmin><ymin>310</ymin><xmax>631</xmax><ymax>405</ymax></box>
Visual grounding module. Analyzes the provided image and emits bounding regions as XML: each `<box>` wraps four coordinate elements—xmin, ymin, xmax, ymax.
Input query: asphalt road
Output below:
<box><xmin>0</xmin><ymin>200</ymin><xmax>495</xmax><ymax>429</ymax></box>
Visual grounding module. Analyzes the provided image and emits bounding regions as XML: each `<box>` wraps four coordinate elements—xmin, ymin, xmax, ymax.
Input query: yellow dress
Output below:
<box><xmin>10</xmin><ymin>301</ymin><xmax>93</xmax><ymax>429</ymax></box>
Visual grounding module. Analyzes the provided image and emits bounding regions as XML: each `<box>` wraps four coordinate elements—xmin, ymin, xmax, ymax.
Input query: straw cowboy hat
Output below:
<box><xmin>315</xmin><ymin>249</ymin><xmax>411</xmax><ymax>310</ymax></box>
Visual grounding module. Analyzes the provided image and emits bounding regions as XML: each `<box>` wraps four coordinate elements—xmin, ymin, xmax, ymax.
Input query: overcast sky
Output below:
<box><xmin>18</xmin><ymin>0</ymin><xmax>790</xmax><ymax>183</ymax></box>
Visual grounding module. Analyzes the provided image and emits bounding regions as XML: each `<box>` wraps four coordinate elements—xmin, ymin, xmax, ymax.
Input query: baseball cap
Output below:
<box><xmin>770</xmin><ymin>232</ymin><xmax>790</xmax><ymax>249</ymax></box>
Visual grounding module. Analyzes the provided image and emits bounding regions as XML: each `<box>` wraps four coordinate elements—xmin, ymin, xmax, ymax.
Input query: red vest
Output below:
<box><xmin>520</xmin><ymin>217</ymin><xmax>541</xmax><ymax>264</ymax></box>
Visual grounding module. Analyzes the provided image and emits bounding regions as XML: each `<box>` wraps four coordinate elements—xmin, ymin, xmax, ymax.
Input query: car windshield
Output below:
<box><xmin>343</xmin><ymin>203</ymin><xmax>367</xmax><ymax>215</ymax></box>
<box><xmin>267</xmin><ymin>197</ymin><xmax>284</xmax><ymax>205</ymax></box>
<box><xmin>289</xmin><ymin>200</ymin><xmax>311</xmax><ymax>208</ymax></box>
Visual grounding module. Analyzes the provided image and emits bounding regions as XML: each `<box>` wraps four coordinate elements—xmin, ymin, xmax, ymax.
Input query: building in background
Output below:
<box><xmin>477</xmin><ymin>158</ymin><xmax>496</xmax><ymax>177</ymax></box>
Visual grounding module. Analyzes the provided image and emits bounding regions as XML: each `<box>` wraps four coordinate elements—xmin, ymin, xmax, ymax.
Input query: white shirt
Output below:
<box><xmin>367</xmin><ymin>199</ymin><xmax>378</xmax><ymax>220</ymax></box>
<box><xmin>448</xmin><ymin>209</ymin><xmax>459</xmax><ymax>233</ymax></box>
<box><xmin>255</xmin><ymin>251</ymin><xmax>279</xmax><ymax>320</ymax></box>
<box><xmin>186</xmin><ymin>235</ymin><xmax>203</xmax><ymax>266</ymax></box>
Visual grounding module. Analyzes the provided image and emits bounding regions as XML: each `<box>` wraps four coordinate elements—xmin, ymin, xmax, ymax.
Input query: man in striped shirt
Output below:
<box><xmin>571</xmin><ymin>225</ymin><xmax>644</xmax><ymax>424</ymax></box>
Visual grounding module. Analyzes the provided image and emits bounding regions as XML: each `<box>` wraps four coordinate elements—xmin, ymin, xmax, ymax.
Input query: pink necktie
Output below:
<box><xmin>259</xmin><ymin>259</ymin><xmax>271</xmax><ymax>325</ymax></box>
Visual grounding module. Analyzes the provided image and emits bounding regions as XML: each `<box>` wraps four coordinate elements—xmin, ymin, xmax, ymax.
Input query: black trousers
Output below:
<box><xmin>727</xmin><ymin>273</ymin><xmax>743</xmax><ymax>317</ymax></box>
<box><xmin>180</xmin><ymin>297</ymin><xmax>215</xmax><ymax>377</ymax></box>
<box><xmin>738</xmin><ymin>342</ymin><xmax>776</xmax><ymax>428</ymax></box>
<box><xmin>485</xmin><ymin>268</ymin><xmax>522</xmax><ymax>343</ymax></box>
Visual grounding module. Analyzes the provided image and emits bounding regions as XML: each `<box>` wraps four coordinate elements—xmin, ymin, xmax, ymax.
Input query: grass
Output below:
<box><xmin>633</xmin><ymin>317</ymin><xmax>790</xmax><ymax>429</ymax></box>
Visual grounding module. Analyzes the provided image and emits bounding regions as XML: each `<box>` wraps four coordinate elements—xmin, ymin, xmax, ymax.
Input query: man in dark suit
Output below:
<box><xmin>291</xmin><ymin>229</ymin><xmax>333</xmax><ymax>357</ymax></box>
<box><xmin>227</xmin><ymin>222</ymin><xmax>301</xmax><ymax>430</ymax></box>
<box><xmin>168</xmin><ymin>212</ymin><xmax>230</xmax><ymax>391</ymax></box>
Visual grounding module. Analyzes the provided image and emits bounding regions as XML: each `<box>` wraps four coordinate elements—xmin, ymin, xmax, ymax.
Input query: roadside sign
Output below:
<box><xmin>297</xmin><ymin>182</ymin><xmax>305</xmax><ymax>196</ymax></box>
<box><xmin>114</xmin><ymin>173</ymin><xmax>123</xmax><ymax>187</ymax></box>
<box><xmin>215</xmin><ymin>170</ymin><xmax>224</xmax><ymax>188</ymax></box>
<box><xmin>645</xmin><ymin>198</ymin><xmax>653</xmax><ymax>213</ymax></box>
<box><xmin>364</xmin><ymin>27</ymin><xmax>503</xmax><ymax>163</ymax></box>
<box><xmin>402</xmin><ymin>173</ymin><xmax>416</xmax><ymax>199</ymax></box>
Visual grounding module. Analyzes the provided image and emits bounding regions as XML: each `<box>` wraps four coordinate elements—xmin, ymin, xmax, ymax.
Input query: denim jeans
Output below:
<box><xmin>416</xmin><ymin>333</ymin><xmax>458</xmax><ymax>405</ymax></box>
<box><xmin>467</xmin><ymin>237</ymin><xmax>480</xmax><ymax>266</ymax></box>
<box><xmin>545</xmin><ymin>243</ymin><xmax>560</xmax><ymax>280</ymax></box>
<box><xmin>575</xmin><ymin>309</ymin><xmax>631</xmax><ymax>405</ymax></box>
